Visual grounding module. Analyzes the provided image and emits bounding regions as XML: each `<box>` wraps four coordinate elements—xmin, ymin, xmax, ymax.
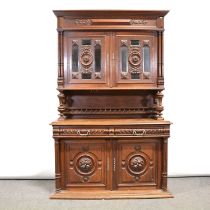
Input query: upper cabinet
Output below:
<box><xmin>54</xmin><ymin>10</ymin><xmax>168</xmax><ymax>90</ymax></box>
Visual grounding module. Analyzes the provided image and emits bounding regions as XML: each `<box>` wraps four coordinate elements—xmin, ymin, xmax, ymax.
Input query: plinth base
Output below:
<box><xmin>50</xmin><ymin>189</ymin><xmax>173</xmax><ymax>199</ymax></box>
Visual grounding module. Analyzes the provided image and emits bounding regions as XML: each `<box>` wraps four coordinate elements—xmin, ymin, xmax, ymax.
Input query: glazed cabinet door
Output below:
<box><xmin>113</xmin><ymin>32</ymin><xmax>157</xmax><ymax>88</ymax></box>
<box><xmin>114</xmin><ymin>138</ymin><xmax>161</xmax><ymax>190</ymax></box>
<box><xmin>62</xmin><ymin>139</ymin><xmax>109</xmax><ymax>190</ymax></box>
<box><xmin>64</xmin><ymin>32</ymin><xmax>110</xmax><ymax>89</ymax></box>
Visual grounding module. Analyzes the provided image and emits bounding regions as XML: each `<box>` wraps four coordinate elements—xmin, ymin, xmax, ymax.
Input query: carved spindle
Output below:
<box><xmin>162</xmin><ymin>138</ymin><xmax>168</xmax><ymax>191</ymax></box>
<box><xmin>57</xmin><ymin>90</ymin><xmax>66</xmax><ymax>119</ymax></box>
<box><xmin>155</xmin><ymin>91</ymin><xmax>164</xmax><ymax>120</ymax></box>
<box><xmin>157</xmin><ymin>31</ymin><xmax>164</xmax><ymax>86</ymax></box>
<box><xmin>57</xmin><ymin>30</ymin><xmax>64</xmax><ymax>88</ymax></box>
<box><xmin>55</xmin><ymin>139</ymin><xmax>61</xmax><ymax>192</ymax></box>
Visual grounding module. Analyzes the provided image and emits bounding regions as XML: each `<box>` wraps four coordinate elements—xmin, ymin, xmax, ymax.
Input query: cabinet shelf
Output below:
<box><xmin>58</xmin><ymin>86</ymin><xmax>164</xmax><ymax>91</ymax></box>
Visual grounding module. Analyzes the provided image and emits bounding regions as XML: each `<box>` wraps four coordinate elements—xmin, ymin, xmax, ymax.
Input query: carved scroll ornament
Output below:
<box><xmin>130</xmin><ymin>19</ymin><xmax>148</xmax><ymax>25</ymax></box>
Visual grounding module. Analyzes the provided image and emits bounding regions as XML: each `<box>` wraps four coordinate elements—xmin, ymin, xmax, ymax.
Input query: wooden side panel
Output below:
<box><xmin>63</xmin><ymin>139</ymin><xmax>108</xmax><ymax>189</ymax></box>
<box><xmin>116</xmin><ymin>138</ymin><xmax>161</xmax><ymax>189</ymax></box>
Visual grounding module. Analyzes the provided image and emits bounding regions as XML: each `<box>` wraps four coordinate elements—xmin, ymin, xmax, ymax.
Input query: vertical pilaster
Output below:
<box><xmin>157</xmin><ymin>31</ymin><xmax>164</xmax><ymax>87</ymax></box>
<box><xmin>162</xmin><ymin>138</ymin><xmax>168</xmax><ymax>191</ymax></box>
<box><xmin>57</xmin><ymin>29</ymin><xmax>66</xmax><ymax>119</ymax></box>
<box><xmin>55</xmin><ymin>139</ymin><xmax>61</xmax><ymax>192</ymax></box>
<box><xmin>57</xmin><ymin>30</ymin><xmax>64</xmax><ymax>88</ymax></box>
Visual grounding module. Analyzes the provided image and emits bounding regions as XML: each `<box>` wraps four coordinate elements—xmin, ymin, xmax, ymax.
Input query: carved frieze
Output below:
<box><xmin>64</xmin><ymin>107</ymin><xmax>155</xmax><ymax>115</ymax></box>
<box><xmin>114</xmin><ymin>128</ymin><xmax>169</xmax><ymax>136</ymax></box>
<box><xmin>53</xmin><ymin>127</ymin><xmax>169</xmax><ymax>137</ymax></box>
<box><xmin>53</xmin><ymin>128</ymin><xmax>109</xmax><ymax>136</ymax></box>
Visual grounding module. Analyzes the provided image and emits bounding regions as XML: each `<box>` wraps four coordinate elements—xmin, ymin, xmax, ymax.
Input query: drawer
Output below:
<box><xmin>53</xmin><ymin>127</ymin><xmax>110</xmax><ymax>136</ymax></box>
<box><xmin>53</xmin><ymin>126</ymin><xmax>169</xmax><ymax>137</ymax></box>
<box><xmin>114</xmin><ymin>127</ymin><xmax>169</xmax><ymax>136</ymax></box>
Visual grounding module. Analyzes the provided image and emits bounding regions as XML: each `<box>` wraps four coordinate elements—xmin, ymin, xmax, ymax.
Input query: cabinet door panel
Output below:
<box><xmin>64</xmin><ymin>32</ymin><xmax>109</xmax><ymax>88</ymax></box>
<box><xmin>63</xmin><ymin>139</ymin><xmax>107</xmax><ymax>189</ymax></box>
<box><xmin>113</xmin><ymin>32</ymin><xmax>157</xmax><ymax>88</ymax></box>
<box><xmin>116</xmin><ymin>138</ymin><xmax>161</xmax><ymax>189</ymax></box>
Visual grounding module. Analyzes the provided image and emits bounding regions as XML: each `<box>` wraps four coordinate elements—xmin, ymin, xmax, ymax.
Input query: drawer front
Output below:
<box><xmin>53</xmin><ymin>126</ymin><xmax>169</xmax><ymax>137</ymax></box>
<box><xmin>54</xmin><ymin>127</ymin><xmax>110</xmax><ymax>136</ymax></box>
<box><xmin>114</xmin><ymin>127</ymin><xmax>169</xmax><ymax>136</ymax></box>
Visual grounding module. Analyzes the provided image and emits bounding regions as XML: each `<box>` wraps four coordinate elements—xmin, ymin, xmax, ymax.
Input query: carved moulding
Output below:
<box><xmin>53</xmin><ymin>127</ymin><xmax>169</xmax><ymax>137</ymax></box>
<box><xmin>114</xmin><ymin>128</ymin><xmax>169</xmax><ymax>136</ymax></box>
<box><xmin>53</xmin><ymin>128</ymin><xmax>110</xmax><ymax>136</ymax></box>
<box><xmin>64</xmin><ymin>107</ymin><xmax>155</xmax><ymax>115</ymax></box>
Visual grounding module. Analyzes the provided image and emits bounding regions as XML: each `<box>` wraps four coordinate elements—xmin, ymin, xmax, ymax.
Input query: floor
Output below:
<box><xmin>0</xmin><ymin>177</ymin><xmax>210</xmax><ymax>210</ymax></box>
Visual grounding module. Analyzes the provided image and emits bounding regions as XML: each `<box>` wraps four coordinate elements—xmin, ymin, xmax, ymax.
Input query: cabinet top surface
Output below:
<box><xmin>51</xmin><ymin>119</ymin><xmax>171</xmax><ymax>126</ymax></box>
<box><xmin>53</xmin><ymin>10</ymin><xmax>169</xmax><ymax>17</ymax></box>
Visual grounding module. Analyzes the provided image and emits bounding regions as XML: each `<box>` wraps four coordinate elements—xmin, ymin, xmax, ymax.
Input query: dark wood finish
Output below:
<box><xmin>51</xmin><ymin>10</ymin><xmax>171</xmax><ymax>199</ymax></box>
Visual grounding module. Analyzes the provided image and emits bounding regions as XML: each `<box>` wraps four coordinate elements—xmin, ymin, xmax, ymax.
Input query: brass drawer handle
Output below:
<box><xmin>77</xmin><ymin>129</ymin><xmax>90</xmax><ymax>136</ymax></box>
<box><xmin>133</xmin><ymin>129</ymin><xmax>146</xmax><ymax>136</ymax></box>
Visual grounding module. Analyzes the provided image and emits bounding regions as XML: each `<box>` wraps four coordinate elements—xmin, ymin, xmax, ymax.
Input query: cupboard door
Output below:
<box><xmin>64</xmin><ymin>32</ymin><xmax>109</xmax><ymax>88</ymax></box>
<box><xmin>115</xmin><ymin>139</ymin><xmax>161</xmax><ymax>189</ymax></box>
<box><xmin>63</xmin><ymin>139</ymin><xmax>108</xmax><ymax>189</ymax></box>
<box><xmin>113</xmin><ymin>32</ymin><xmax>157</xmax><ymax>88</ymax></box>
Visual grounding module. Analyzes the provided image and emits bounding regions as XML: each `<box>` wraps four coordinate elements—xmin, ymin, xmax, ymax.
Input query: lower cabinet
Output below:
<box><xmin>51</xmin><ymin>120</ymin><xmax>171</xmax><ymax>199</ymax></box>
<box><xmin>57</xmin><ymin>138</ymin><xmax>162</xmax><ymax>191</ymax></box>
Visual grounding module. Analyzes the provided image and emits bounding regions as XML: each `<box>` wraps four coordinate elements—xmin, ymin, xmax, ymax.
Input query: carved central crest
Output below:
<box><xmin>129</xmin><ymin>48</ymin><xmax>142</xmax><ymax>67</ymax></box>
<box><xmin>80</xmin><ymin>49</ymin><xmax>93</xmax><ymax>68</ymax></box>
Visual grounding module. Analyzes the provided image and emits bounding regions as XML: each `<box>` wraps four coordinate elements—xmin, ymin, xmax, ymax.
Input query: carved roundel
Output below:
<box><xmin>74</xmin><ymin>153</ymin><xmax>97</xmax><ymax>176</ymax></box>
<box><xmin>129</xmin><ymin>155</ymin><xmax>146</xmax><ymax>173</ymax></box>
<box><xmin>129</xmin><ymin>49</ymin><xmax>142</xmax><ymax>67</ymax></box>
<box><xmin>80</xmin><ymin>49</ymin><xmax>93</xmax><ymax>68</ymax></box>
<box><xmin>126</xmin><ymin>152</ymin><xmax>149</xmax><ymax>176</ymax></box>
